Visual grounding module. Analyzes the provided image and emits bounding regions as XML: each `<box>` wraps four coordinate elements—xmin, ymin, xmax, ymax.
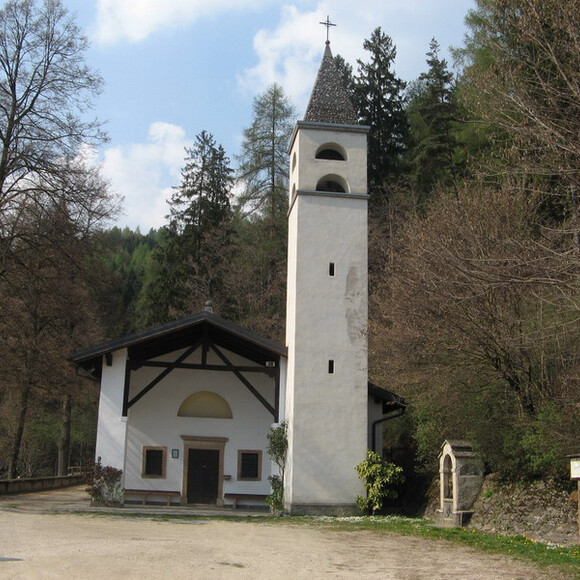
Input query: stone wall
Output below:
<box><xmin>424</xmin><ymin>473</ymin><xmax>578</xmax><ymax>546</ymax></box>
<box><xmin>0</xmin><ymin>475</ymin><xmax>83</xmax><ymax>494</ymax></box>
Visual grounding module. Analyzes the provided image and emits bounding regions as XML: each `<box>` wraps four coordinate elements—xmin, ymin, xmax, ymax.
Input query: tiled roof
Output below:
<box><xmin>303</xmin><ymin>43</ymin><xmax>358</xmax><ymax>125</ymax></box>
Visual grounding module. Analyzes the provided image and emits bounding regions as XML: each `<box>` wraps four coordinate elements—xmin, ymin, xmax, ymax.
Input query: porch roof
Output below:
<box><xmin>368</xmin><ymin>382</ymin><xmax>407</xmax><ymax>412</ymax></box>
<box><xmin>70</xmin><ymin>312</ymin><xmax>287</xmax><ymax>380</ymax></box>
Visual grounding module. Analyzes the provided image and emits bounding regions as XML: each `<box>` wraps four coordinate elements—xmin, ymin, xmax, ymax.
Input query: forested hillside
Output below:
<box><xmin>1</xmin><ymin>0</ymin><xmax>578</xmax><ymax>483</ymax></box>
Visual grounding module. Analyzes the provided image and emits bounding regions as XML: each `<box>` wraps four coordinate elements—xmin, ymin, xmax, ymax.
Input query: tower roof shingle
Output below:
<box><xmin>303</xmin><ymin>43</ymin><xmax>358</xmax><ymax>125</ymax></box>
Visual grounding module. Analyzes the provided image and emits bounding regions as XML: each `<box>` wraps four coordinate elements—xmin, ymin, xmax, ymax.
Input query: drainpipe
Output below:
<box><xmin>372</xmin><ymin>407</ymin><xmax>406</xmax><ymax>454</ymax></box>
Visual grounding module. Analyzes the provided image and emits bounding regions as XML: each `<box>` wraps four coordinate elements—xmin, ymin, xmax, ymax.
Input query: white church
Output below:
<box><xmin>71</xmin><ymin>40</ymin><xmax>405</xmax><ymax>515</ymax></box>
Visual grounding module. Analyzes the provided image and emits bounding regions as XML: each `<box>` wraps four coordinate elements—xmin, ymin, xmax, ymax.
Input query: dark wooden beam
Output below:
<box><xmin>210</xmin><ymin>344</ymin><xmax>276</xmax><ymax>418</ymax></box>
<box><xmin>202</xmin><ymin>321</ymin><xmax>209</xmax><ymax>366</ymax></box>
<box><xmin>126</xmin><ymin>342</ymin><xmax>200</xmax><ymax>410</ymax></box>
<box><xmin>122</xmin><ymin>330</ymin><xmax>280</xmax><ymax>419</ymax></box>
<box><xmin>274</xmin><ymin>366</ymin><xmax>280</xmax><ymax>422</ymax></box>
<box><xmin>136</xmin><ymin>360</ymin><xmax>271</xmax><ymax>373</ymax></box>
<box><xmin>122</xmin><ymin>360</ymin><xmax>132</xmax><ymax>417</ymax></box>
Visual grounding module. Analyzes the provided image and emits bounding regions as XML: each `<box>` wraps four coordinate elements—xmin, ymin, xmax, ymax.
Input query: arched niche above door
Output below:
<box><xmin>178</xmin><ymin>391</ymin><xmax>233</xmax><ymax>418</ymax></box>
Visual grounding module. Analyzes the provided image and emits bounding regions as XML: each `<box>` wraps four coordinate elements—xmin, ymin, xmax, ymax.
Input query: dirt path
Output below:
<box><xmin>0</xmin><ymin>487</ymin><xmax>570</xmax><ymax>579</ymax></box>
<box><xmin>0</xmin><ymin>511</ymin><xmax>567</xmax><ymax>579</ymax></box>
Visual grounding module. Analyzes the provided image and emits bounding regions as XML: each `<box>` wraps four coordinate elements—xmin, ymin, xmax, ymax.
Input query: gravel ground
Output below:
<box><xmin>0</xmin><ymin>487</ymin><xmax>570</xmax><ymax>579</ymax></box>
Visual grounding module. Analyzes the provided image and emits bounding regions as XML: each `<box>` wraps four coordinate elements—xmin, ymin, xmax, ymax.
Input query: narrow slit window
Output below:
<box><xmin>328</xmin><ymin>360</ymin><xmax>335</xmax><ymax>374</ymax></box>
<box><xmin>329</xmin><ymin>262</ymin><xmax>335</xmax><ymax>276</ymax></box>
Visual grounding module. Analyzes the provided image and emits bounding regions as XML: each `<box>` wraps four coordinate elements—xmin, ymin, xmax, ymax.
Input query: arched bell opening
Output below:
<box><xmin>315</xmin><ymin>143</ymin><xmax>347</xmax><ymax>161</ymax></box>
<box><xmin>316</xmin><ymin>174</ymin><xmax>348</xmax><ymax>193</ymax></box>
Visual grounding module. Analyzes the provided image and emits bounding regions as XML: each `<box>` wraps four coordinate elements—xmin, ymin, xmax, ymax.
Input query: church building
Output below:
<box><xmin>70</xmin><ymin>38</ymin><xmax>404</xmax><ymax>514</ymax></box>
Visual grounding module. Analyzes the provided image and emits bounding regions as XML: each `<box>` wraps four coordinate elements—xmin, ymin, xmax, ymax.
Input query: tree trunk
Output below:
<box><xmin>8</xmin><ymin>387</ymin><xmax>30</xmax><ymax>479</ymax></box>
<box><xmin>57</xmin><ymin>393</ymin><xmax>72</xmax><ymax>476</ymax></box>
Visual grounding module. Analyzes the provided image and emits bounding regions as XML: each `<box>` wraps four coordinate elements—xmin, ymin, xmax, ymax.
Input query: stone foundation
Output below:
<box><xmin>425</xmin><ymin>474</ymin><xmax>578</xmax><ymax>546</ymax></box>
<box><xmin>286</xmin><ymin>503</ymin><xmax>360</xmax><ymax>516</ymax></box>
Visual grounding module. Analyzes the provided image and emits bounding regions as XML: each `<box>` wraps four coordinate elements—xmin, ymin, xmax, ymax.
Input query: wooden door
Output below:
<box><xmin>187</xmin><ymin>448</ymin><xmax>219</xmax><ymax>504</ymax></box>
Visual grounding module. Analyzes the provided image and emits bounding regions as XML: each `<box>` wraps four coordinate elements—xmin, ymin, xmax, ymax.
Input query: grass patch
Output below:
<box><xmin>299</xmin><ymin>515</ymin><xmax>580</xmax><ymax>579</ymax></box>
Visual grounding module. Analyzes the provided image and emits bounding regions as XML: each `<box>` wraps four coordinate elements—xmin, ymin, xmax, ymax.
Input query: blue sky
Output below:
<box><xmin>61</xmin><ymin>0</ymin><xmax>475</xmax><ymax>231</ymax></box>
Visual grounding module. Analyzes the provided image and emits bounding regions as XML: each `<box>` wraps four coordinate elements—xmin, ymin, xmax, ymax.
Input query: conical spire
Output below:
<box><xmin>303</xmin><ymin>43</ymin><xmax>358</xmax><ymax>125</ymax></box>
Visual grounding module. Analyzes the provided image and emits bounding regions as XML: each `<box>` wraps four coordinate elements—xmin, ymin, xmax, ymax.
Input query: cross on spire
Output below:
<box><xmin>319</xmin><ymin>15</ymin><xmax>336</xmax><ymax>44</ymax></box>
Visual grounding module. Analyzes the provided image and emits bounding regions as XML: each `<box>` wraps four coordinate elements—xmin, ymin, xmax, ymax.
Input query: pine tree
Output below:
<box><xmin>406</xmin><ymin>39</ymin><xmax>459</xmax><ymax>206</ymax></box>
<box><xmin>97</xmin><ymin>227</ymin><xmax>161</xmax><ymax>335</ymax></box>
<box><xmin>168</xmin><ymin>130</ymin><xmax>233</xmax><ymax>255</ymax></box>
<box><xmin>229</xmin><ymin>84</ymin><xmax>295</xmax><ymax>339</ymax></box>
<box><xmin>354</xmin><ymin>28</ymin><xmax>409</xmax><ymax>200</ymax></box>
<box><xmin>140</xmin><ymin>131</ymin><xmax>233</xmax><ymax>325</ymax></box>
<box><xmin>236</xmin><ymin>84</ymin><xmax>295</xmax><ymax>220</ymax></box>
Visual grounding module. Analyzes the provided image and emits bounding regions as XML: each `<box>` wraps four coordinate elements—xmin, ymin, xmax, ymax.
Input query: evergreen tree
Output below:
<box><xmin>236</xmin><ymin>84</ymin><xmax>295</xmax><ymax>219</ymax></box>
<box><xmin>140</xmin><ymin>131</ymin><xmax>233</xmax><ymax>325</ymax></box>
<box><xmin>354</xmin><ymin>28</ymin><xmax>409</xmax><ymax>199</ymax></box>
<box><xmin>228</xmin><ymin>84</ymin><xmax>295</xmax><ymax>340</ymax></box>
<box><xmin>406</xmin><ymin>39</ymin><xmax>459</xmax><ymax>206</ymax></box>
<box><xmin>168</xmin><ymin>130</ymin><xmax>233</xmax><ymax>254</ymax></box>
<box><xmin>96</xmin><ymin>227</ymin><xmax>160</xmax><ymax>335</ymax></box>
<box><xmin>369</xmin><ymin>1</ymin><xmax>580</xmax><ymax>478</ymax></box>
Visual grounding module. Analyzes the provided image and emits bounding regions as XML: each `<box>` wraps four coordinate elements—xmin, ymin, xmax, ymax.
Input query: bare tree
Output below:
<box><xmin>0</xmin><ymin>1</ymin><xmax>115</xmax><ymax>477</ymax></box>
<box><xmin>370</xmin><ymin>182</ymin><xmax>580</xmax><ymax>475</ymax></box>
<box><xmin>0</xmin><ymin>0</ymin><xmax>106</xmax><ymax>254</ymax></box>
<box><xmin>457</xmin><ymin>0</ymin><xmax>580</xmax><ymax>234</ymax></box>
<box><xmin>0</xmin><ymin>191</ymin><xmax>109</xmax><ymax>478</ymax></box>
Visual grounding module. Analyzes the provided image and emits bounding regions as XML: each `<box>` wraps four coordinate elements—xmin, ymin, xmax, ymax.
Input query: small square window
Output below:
<box><xmin>328</xmin><ymin>360</ymin><xmax>335</xmax><ymax>374</ymax></box>
<box><xmin>238</xmin><ymin>450</ymin><xmax>262</xmax><ymax>481</ymax></box>
<box><xmin>142</xmin><ymin>446</ymin><xmax>167</xmax><ymax>478</ymax></box>
<box><xmin>329</xmin><ymin>262</ymin><xmax>335</xmax><ymax>276</ymax></box>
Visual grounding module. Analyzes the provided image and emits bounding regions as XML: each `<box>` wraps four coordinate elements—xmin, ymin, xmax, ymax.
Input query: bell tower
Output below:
<box><xmin>284</xmin><ymin>41</ymin><xmax>370</xmax><ymax>514</ymax></box>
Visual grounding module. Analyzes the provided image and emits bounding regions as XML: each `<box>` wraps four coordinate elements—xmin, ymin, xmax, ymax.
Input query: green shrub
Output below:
<box><xmin>266</xmin><ymin>422</ymin><xmax>287</xmax><ymax>513</ymax></box>
<box><xmin>355</xmin><ymin>450</ymin><xmax>405</xmax><ymax>514</ymax></box>
<box><xmin>266</xmin><ymin>474</ymin><xmax>284</xmax><ymax>512</ymax></box>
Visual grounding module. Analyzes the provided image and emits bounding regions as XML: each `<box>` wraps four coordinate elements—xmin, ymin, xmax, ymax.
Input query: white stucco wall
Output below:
<box><xmin>368</xmin><ymin>397</ymin><xmax>386</xmax><ymax>453</ymax></box>
<box><xmin>289</xmin><ymin>123</ymin><xmax>368</xmax><ymax>202</ymax></box>
<box><xmin>95</xmin><ymin>348</ymin><xmax>128</xmax><ymax>473</ymax></box>
<box><xmin>122</xmin><ymin>347</ymin><xmax>276</xmax><ymax>502</ymax></box>
<box><xmin>285</xmin><ymin>122</ymin><xmax>369</xmax><ymax>510</ymax></box>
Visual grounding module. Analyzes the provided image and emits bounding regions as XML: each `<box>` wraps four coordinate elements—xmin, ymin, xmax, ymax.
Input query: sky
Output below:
<box><xmin>60</xmin><ymin>0</ymin><xmax>476</xmax><ymax>232</ymax></box>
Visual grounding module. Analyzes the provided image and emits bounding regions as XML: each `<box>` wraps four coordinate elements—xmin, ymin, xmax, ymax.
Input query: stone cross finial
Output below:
<box><xmin>319</xmin><ymin>15</ymin><xmax>336</xmax><ymax>44</ymax></box>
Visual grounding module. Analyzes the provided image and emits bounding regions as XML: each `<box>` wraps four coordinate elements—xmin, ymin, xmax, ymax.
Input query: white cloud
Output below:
<box><xmin>102</xmin><ymin>122</ymin><xmax>189</xmax><ymax>231</ymax></box>
<box><xmin>238</xmin><ymin>0</ymin><xmax>475</xmax><ymax>111</ymax></box>
<box><xmin>92</xmin><ymin>0</ymin><xmax>274</xmax><ymax>45</ymax></box>
<box><xmin>237</xmin><ymin>6</ymin><xmax>316</xmax><ymax>102</ymax></box>
<box><xmin>237</xmin><ymin>2</ymin><xmax>372</xmax><ymax>112</ymax></box>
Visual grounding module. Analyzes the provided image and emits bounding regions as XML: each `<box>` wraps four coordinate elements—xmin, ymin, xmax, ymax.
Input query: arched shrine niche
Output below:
<box><xmin>443</xmin><ymin>454</ymin><xmax>453</xmax><ymax>499</ymax></box>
